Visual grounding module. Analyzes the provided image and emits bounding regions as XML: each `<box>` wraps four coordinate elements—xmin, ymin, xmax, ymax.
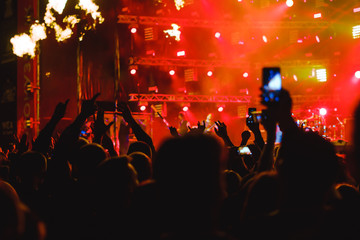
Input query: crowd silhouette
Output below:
<box><xmin>1</xmin><ymin>88</ymin><xmax>360</xmax><ymax>240</ymax></box>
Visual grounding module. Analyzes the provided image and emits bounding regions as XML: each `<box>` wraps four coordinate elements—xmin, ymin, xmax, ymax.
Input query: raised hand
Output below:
<box><xmin>93</xmin><ymin>108</ymin><xmax>114</xmax><ymax>140</ymax></box>
<box><xmin>169</xmin><ymin>126</ymin><xmax>179</xmax><ymax>137</ymax></box>
<box><xmin>214</xmin><ymin>120</ymin><xmax>234</xmax><ymax>147</ymax></box>
<box><xmin>214</xmin><ymin>121</ymin><xmax>228</xmax><ymax>139</ymax></box>
<box><xmin>52</xmin><ymin>99</ymin><xmax>69</xmax><ymax>122</ymax></box>
<box><xmin>117</xmin><ymin>102</ymin><xmax>133</xmax><ymax>123</ymax></box>
<box><xmin>246</xmin><ymin>115</ymin><xmax>260</xmax><ymax>134</ymax></box>
<box><xmin>188</xmin><ymin>121</ymin><xmax>206</xmax><ymax>134</ymax></box>
<box><xmin>18</xmin><ymin>133</ymin><xmax>29</xmax><ymax>154</ymax></box>
<box><xmin>80</xmin><ymin>93</ymin><xmax>100</xmax><ymax>119</ymax></box>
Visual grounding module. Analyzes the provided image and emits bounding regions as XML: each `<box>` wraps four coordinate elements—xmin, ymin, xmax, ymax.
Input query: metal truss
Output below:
<box><xmin>130</xmin><ymin>57</ymin><xmax>250</xmax><ymax>68</ymax></box>
<box><xmin>252</xmin><ymin>94</ymin><xmax>340</xmax><ymax>107</ymax></box>
<box><xmin>118</xmin><ymin>15</ymin><xmax>330</xmax><ymax>29</ymax></box>
<box><xmin>130</xmin><ymin>57</ymin><xmax>329</xmax><ymax>68</ymax></box>
<box><xmin>128</xmin><ymin>93</ymin><xmax>252</xmax><ymax>103</ymax></box>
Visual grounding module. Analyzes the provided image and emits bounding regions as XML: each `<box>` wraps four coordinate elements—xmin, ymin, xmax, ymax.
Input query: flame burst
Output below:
<box><xmin>164</xmin><ymin>23</ymin><xmax>181</xmax><ymax>41</ymax></box>
<box><xmin>11</xmin><ymin>0</ymin><xmax>104</xmax><ymax>57</ymax></box>
<box><xmin>174</xmin><ymin>0</ymin><xmax>185</xmax><ymax>10</ymax></box>
<box><xmin>10</xmin><ymin>33</ymin><xmax>36</xmax><ymax>58</ymax></box>
<box><xmin>77</xmin><ymin>0</ymin><xmax>104</xmax><ymax>25</ymax></box>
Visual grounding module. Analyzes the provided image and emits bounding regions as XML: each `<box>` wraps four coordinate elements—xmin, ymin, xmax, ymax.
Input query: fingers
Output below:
<box><xmin>106</xmin><ymin>121</ymin><xmax>115</xmax><ymax>130</ymax></box>
<box><xmin>91</xmin><ymin>93</ymin><xmax>101</xmax><ymax>102</ymax></box>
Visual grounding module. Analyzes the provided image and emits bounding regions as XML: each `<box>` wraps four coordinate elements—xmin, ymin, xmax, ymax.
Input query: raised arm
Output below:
<box><xmin>214</xmin><ymin>121</ymin><xmax>235</xmax><ymax>147</ymax></box>
<box><xmin>246</xmin><ymin>116</ymin><xmax>265</xmax><ymax>150</ymax></box>
<box><xmin>118</xmin><ymin>102</ymin><xmax>156</xmax><ymax>156</ymax></box>
<box><xmin>32</xmin><ymin>99</ymin><xmax>69</xmax><ymax>156</ymax></box>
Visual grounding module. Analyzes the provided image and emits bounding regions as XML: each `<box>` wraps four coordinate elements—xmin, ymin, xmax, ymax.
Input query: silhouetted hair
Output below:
<box><xmin>127</xmin><ymin>141</ymin><xmax>152</xmax><ymax>159</ymax></box>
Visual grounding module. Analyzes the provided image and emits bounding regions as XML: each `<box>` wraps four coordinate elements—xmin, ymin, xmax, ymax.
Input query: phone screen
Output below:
<box><xmin>237</xmin><ymin>146</ymin><xmax>252</xmax><ymax>155</ymax></box>
<box><xmin>262</xmin><ymin>67</ymin><xmax>281</xmax><ymax>102</ymax></box>
<box><xmin>275</xmin><ymin>124</ymin><xmax>282</xmax><ymax>144</ymax></box>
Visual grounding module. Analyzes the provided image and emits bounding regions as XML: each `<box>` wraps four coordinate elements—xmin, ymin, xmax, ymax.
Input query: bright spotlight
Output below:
<box><xmin>207</xmin><ymin>70</ymin><xmax>213</xmax><ymax>77</ymax></box>
<box><xmin>262</xmin><ymin>35</ymin><xmax>268</xmax><ymax>43</ymax></box>
<box><xmin>355</xmin><ymin>70</ymin><xmax>360</xmax><ymax>79</ymax></box>
<box><xmin>217</xmin><ymin>106</ymin><xmax>224</xmax><ymax>112</ymax></box>
<box><xmin>130</xmin><ymin>27</ymin><xmax>137</xmax><ymax>34</ymax></box>
<box><xmin>215</xmin><ymin>32</ymin><xmax>221</xmax><ymax>39</ymax></box>
<box><xmin>182</xmin><ymin>106</ymin><xmax>189</xmax><ymax>112</ymax></box>
<box><xmin>130</xmin><ymin>69</ymin><xmax>137</xmax><ymax>75</ymax></box>
<box><xmin>243</xmin><ymin>72</ymin><xmax>249</xmax><ymax>78</ymax></box>
<box><xmin>169</xmin><ymin>69</ymin><xmax>175</xmax><ymax>76</ymax></box>
<box><xmin>286</xmin><ymin>0</ymin><xmax>294</xmax><ymax>7</ymax></box>
<box><xmin>140</xmin><ymin>105</ymin><xmax>146</xmax><ymax>111</ymax></box>
<box><xmin>319</xmin><ymin>108</ymin><xmax>327</xmax><ymax>116</ymax></box>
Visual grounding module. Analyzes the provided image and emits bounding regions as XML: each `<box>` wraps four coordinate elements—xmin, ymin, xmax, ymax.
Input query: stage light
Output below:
<box><xmin>354</xmin><ymin>7</ymin><xmax>360</xmax><ymax>13</ymax></box>
<box><xmin>286</xmin><ymin>0</ymin><xmax>294</xmax><ymax>7</ymax></box>
<box><xmin>138</xmin><ymin>101</ymin><xmax>148</xmax><ymax>111</ymax></box>
<box><xmin>129</xmin><ymin>65</ymin><xmax>138</xmax><ymax>75</ymax></box>
<box><xmin>262</xmin><ymin>35</ymin><xmax>268</xmax><ymax>43</ymax></box>
<box><xmin>315</xmin><ymin>35</ymin><xmax>320</xmax><ymax>42</ymax></box>
<box><xmin>319</xmin><ymin>108</ymin><xmax>327</xmax><ymax>116</ymax></box>
<box><xmin>353</xmin><ymin>25</ymin><xmax>360</xmax><ymax>39</ymax></box>
<box><xmin>177</xmin><ymin>50</ymin><xmax>185</xmax><ymax>57</ymax></box>
<box><xmin>314</xmin><ymin>13</ymin><xmax>322</xmax><ymax>19</ymax></box>
<box><xmin>355</xmin><ymin>71</ymin><xmax>360</xmax><ymax>79</ymax></box>
<box><xmin>316</xmin><ymin>69</ymin><xmax>327</xmax><ymax>82</ymax></box>
<box><xmin>169</xmin><ymin>69</ymin><xmax>175</xmax><ymax>76</ymax></box>
<box><xmin>243</xmin><ymin>72</ymin><xmax>249</xmax><ymax>78</ymax></box>
<box><xmin>217</xmin><ymin>105</ymin><xmax>224</xmax><ymax>112</ymax></box>
<box><xmin>130</xmin><ymin>27</ymin><xmax>137</xmax><ymax>34</ymax></box>
<box><xmin>182</xmin><ymin>106</ymin><xmax>189</xmax><ymax>112</ymax></box>
<box><xmin>293</xmin><ymin>75</ymin><xmax>298</xmax><ymax>81</ymax></box>
<box><xmin>207</xmin><ymin>70</ymin><xmax>213</xmax><ymax>77</ymax></box>
<box><xmin>215</xmin><ymin>32</ymin><xmax>221</xmax><ymax>38</ymax></box>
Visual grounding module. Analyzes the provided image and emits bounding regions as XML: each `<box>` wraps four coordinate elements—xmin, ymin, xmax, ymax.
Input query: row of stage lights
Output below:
<box><xmin>129</xmin><ymin>66</ymin><xmax>360</xmax><ymax>84</ymax></box>
<box><xmin>129</xmin><ymin>65</ymin><xmax>250</xmax><ymax>78</ymax></box>
<box><xmin>137</xmin><ymin>102</ymin><xmax>225</xmax><ymax>113</ymax></box>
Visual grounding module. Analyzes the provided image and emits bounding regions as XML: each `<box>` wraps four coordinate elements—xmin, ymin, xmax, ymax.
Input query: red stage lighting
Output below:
<box><xmin>215</xmin><ymin>32</ymin><xmax>221</xmax><ymax>38</ymax></box>
<box><xmin>217</xmin><ymin>106</ymin><xmax>224</xmax><ymax>112</ymax></box>
<box><xmin>140</xmin><ymin>105</ymin><xmax>146</xmax><ymax>111</ymax></box>
<box><xmin>207</xmin><ymin>70</ymin><xmax>213</xmax><ymax>77</ymax></box>
<box><xmin>182</xmin><ymin>106</ymin><xmax>189</xmax><ymax>112</ymax></box>
<box><xmin>243</xmin><ymin>72</ymin><xmax>249</xmax><ymax>78</ymax></box>
<box><xmin>169</xmin><ymin>69</ymin><xmax>175</xmax><ymax>76</ymax></box>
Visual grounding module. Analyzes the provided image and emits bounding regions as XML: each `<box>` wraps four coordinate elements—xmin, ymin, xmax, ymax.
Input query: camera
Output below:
<box><xmin>262</xmin><ymin>67</ymin><xmax>281</xmax><ymax>103</ymax></box>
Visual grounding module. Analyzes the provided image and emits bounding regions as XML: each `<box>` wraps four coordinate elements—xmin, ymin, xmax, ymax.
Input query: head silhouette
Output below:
<box><xmin>129</xmin><ymin>152</ymin><xmax>152</xmax><ymax>183</ymax></box>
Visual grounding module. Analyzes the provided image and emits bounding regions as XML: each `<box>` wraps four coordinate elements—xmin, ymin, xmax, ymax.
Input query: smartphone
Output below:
<box><xmin>248</xmin><ymin>107</ymin><xmax>256</xmax><ymax>116</ymax></box>
<box><xmin>252</xmin><ymin>111</ymin><xmax>262</xmax><ymax>123</ymax></box>
<box><xmin>237</xmin><ymin>146</ymin><xmax>252</xmax><ymax>155</ymax></box>
<box><xmin>262</xmin><ymin>67</ymin><xmax>281</xmax><ymax>103</ymax></box>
